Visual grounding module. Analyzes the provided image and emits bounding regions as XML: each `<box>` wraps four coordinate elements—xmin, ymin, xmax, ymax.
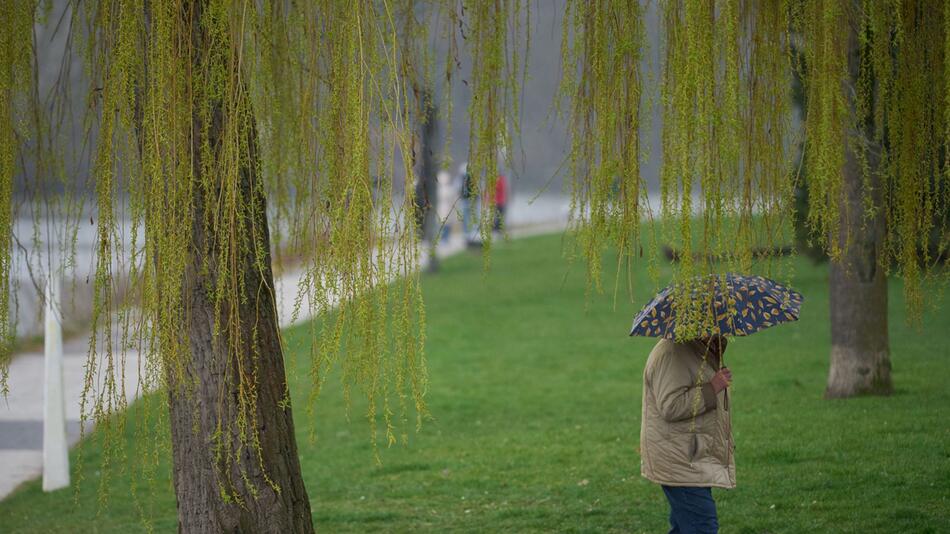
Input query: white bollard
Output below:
<box><xmin>43</xmin><ymin>270</ymin><xmax>70</xmax><ymax>492</ymax></box>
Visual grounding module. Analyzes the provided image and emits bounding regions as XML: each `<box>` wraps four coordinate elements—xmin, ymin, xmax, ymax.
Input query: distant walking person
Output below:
<box><xmin>458</xmin><ymin>162</ymin><xmax>477</xmax><ymax>241</ymax></box>
<box><xmin>492</xmin><ymin>174</ymin><xmax>508</xmax><ymax>232</ymax></box>
<box><xmin>640</xmin><ymin>335</ymin><xmax>734</xmax><ymax>533</ymax></box>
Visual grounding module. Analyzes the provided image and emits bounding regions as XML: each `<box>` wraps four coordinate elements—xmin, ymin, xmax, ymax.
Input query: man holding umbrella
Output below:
<box><xmin>631</xmin><ymin>274</ymin><xmax>803</xmax><ymax>533</ymax></box>
<box><xmin>640</xmin><ymin>335</ymin><xmax>733</xmax><ymax>533</ymax></box>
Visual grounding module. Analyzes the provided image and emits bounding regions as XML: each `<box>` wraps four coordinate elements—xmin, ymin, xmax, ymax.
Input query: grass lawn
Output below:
<box><xmin>1</xmin><ymin>233</ymin><xmax>948</xmax><ymax>533</ymax></box>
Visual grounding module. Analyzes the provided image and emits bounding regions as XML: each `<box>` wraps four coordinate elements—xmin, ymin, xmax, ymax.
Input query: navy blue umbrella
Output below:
<box><xmin>629</xmin><ymin>273</ymin><xmax>803</xmax><ymax>340</ymax></box>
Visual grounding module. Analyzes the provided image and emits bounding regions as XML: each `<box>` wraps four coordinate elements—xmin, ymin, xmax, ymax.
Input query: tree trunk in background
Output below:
<box><xmin>164</xmin><ymin>1</ymin><xmax>313</xmax><ymax>532</ymax></box>
<box><xmin>826</xmin><ymin>8</ymin><xmax>892</xmax><ymax>398</ymax></box>
<box><xmin>826</xmin><ymin>148</ymin><xmax>892</xmax><ymax>398</ymax></box>
<box><xmin>418</xmin><ymin>88</ymin><xmax>440</xmax><ymax>273</ymax></box>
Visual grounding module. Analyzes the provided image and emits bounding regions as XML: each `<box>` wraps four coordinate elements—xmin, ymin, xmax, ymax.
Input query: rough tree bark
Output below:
<box><xmin>826</xmin><ymin>5</ymin><xmax>892</xmax><ymax>398</ymax></box>
<box><xmin>163</xmin><ymin>1</ymin><xmax>314</xmax><ymax>532</ymax></box>
<box><xmin>826</xmin><ymin>147</ymin><xmax>892</xmax><ymax>398</ymax></box>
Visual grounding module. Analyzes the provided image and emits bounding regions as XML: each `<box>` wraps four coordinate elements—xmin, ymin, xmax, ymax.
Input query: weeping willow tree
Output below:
<box><xmin>1</xmin><ymin>0</ymin><xmax>526</xmax><ymax>531</ymax></box>
<box><xmin>4</xmin><ymin>0</ymin><xmax>950</xmax><ymax>529</ymax></box>
<box><xmin>793</xmin><ymin>0</ymin><xmax>950</xmax><ymax>397</ymax></box>
<box><xmin>562</xmin><ymin>0</ymin><xmax>948</xmax><ymax>397</ymax></box>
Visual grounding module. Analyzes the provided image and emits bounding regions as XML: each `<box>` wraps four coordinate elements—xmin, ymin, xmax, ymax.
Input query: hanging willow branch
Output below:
<box><xmin>563</xmin><ymin>0</ymin><xmax>795</xmax><ymax>339</ymax></box>
<box><xmin>795</xmin><ymin>0</ymin><xmax>950</xmax><ymax>321</ymax></box>
<box><xmin>794</xmin><ymin>0</ymin><xmax>848</xmax><ymax>261</ymax></box>
<box><xmin>11</xmin><ymin>0</ymin><xmax>442</xmax><ymax>503</ymax></box>
<box><xmin>4</xmin><ymin>0</ymin><xmax>950</xmax><ymax>517</ymax></box>
<box><xmin>560</xmin><ymin>0</ymin><xmax>648</xmax><ymax>297</ymax></box>
<box><xmin>1</xmin><ymin>0</ymin><xmax>534</xmax><ymax>509</ymax></box>
<box><xmin>872</xmin><ymin>0</ymin><xmax>948</xmax><ymax>316</ymax></box>
<box><xmin>0</xmin><ymin>0</ymin><xmax>36</xmax><ymax>395</ymax></box>
<box><xmin>464</xmin><ymin>0</ymin><xmax>529</xmax><ymax>256</ymax></box>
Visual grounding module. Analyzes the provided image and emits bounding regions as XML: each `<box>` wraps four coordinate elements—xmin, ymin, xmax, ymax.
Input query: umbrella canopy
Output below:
<box><xmin>629</xmin><ymin>273</ymin><xmax>803</xmax><ymax>340</ymax></box>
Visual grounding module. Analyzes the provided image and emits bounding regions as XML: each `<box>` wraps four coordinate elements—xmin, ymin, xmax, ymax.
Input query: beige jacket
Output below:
<box><xmin>639</xmin><ymin>338</ymin><xmax>735</xmax><ymax>489</ymax></box>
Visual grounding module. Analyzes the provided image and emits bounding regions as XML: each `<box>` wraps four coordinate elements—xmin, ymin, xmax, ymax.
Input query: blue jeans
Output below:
<box><xmin>461</xmin><ymin>197</ymin><xmax>476</xmax><ymax>237</ymax></box>
<box><xmin>661</xmin><ymin>486</ymin><xmax>718</xmax><ymax>534</ymax></box>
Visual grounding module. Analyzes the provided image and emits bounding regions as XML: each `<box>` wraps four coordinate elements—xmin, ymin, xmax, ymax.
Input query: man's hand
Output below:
<box><xmin>710</xmin><ymin>367</ymin><xmax>732</xmax><ymax>394</ymax></box>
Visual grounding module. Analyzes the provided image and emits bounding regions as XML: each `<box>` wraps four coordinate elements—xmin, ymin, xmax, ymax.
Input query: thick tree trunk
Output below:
<box><xmin>164</xmin><ymin>2</ymin><xmax>313</xmax><ymax>532</ymax></box>
<box><xmin>167</xmin><ymin>136</ymin><xmax>314</xmax><ymax>531</ymax></box>
<box><xmin>826</xmin><ymin>4</ymin><xmax>892</xmax><ymax>398</ymax></box>
<box><xmin>826</xmin><ymin>148</ymin><xmax>892</xmax><ymax>398</ymax></box>
<box><xmin>168</xmin><ymin>192</ymin><xmax>313</xmax><ymax>532</ymax></box>
<box><xmin>168</xmin><ymin>178</ymin><xmax>314</xmax><ymax>532</ymax></box>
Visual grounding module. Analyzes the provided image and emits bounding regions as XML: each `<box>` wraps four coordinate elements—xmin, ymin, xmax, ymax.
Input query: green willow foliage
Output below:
<box><xmin>1</xmin><ymin>0</ymin><xmax>529</xmax><ymax>506</ymax></box>
<box><xmin>2</xmin><ymin>0</ymin><xmax>949</xmax><ymax>511</ymax></box>
<box><xmin>864</xmin><ymin>0</ymin><xmax>950</xmax><ymax>315</ymax></box>
<box><xmin>0</xmin><ymin>0</ymin><xmax>33</xmax><ymax>393</ymax></box>
<box><xmin>659</xmin><ymin>0</ymin><xmax>794</xmax><ymax>339</ymax></box>
<box><xmin>793</xmin><ymin>0</ymin><xmax>950</xmax><ymax>320</ymax></box>
<box><xmin>71</xmin><ymin>0</ymin><xmax>447</xmax><ymax>485</ymax></box>
<box><xmin>563</xmin><ymin>0</ymin><xmax>795</xmax><ymax>339</ymax></box>
<box><xmin>465</xmin><ymin>0</ymin><xmax>528</xmax><ymax>255</ymax></box>
<box><xmin>794</xmin><ymin>0</ymin><xmax>847</xmax><ymax>261</ymax></box>
<box><xmin>563</xmin><ymin>0</ymin><xmax>949</xmax><ymax>337</ymax></box>
<box><xmin>560</xmin><ymin>0</ymin><xmax>649</xmax><ymax>298</ymax></box>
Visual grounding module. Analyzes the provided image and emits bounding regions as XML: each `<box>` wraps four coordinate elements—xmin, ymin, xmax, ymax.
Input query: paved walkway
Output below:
<box><xmin>0</xmin><ymin>217</ymin><xmax>567</xmax><ymax>500</ymax></box>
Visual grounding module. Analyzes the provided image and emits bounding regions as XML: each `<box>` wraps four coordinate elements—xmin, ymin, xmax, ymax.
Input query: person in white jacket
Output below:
<box><xmin>436</xmin><ymin>170</ymin><xmax>457</xmax><ymax>243</ymax></box>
